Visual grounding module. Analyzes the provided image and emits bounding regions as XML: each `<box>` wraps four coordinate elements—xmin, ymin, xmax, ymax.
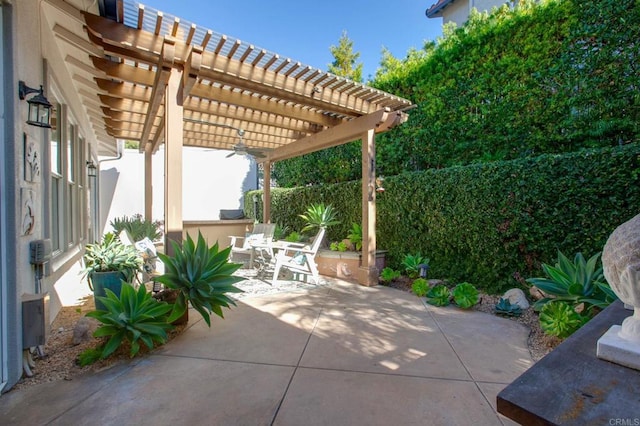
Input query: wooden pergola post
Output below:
<box><xmin>263</xmin><ymin>160</ymin><xmax>271</xmax><ymax>224</ymax></box>
<box><xmin>164</xmin><ymin>68</ymin><xmax>184</xmax><ymax>254</ymax></box>
<box><xmin>359</xmin><ymin>128</ymin><xmax>378</xmax><ymax>286</ymax></box>
<box><xmin>144</xmin><ymin>145</ymin><xmax>152</xmax><ymax>221</ymax></box>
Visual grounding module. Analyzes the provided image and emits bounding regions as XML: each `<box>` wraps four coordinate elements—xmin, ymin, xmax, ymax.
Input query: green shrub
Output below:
<box><xmin>248</xmin><ymin>144</ymin><xmax>640</xmax><ymax>294</ymax></box>
<box><xmin>539</xmin><ymin>301</ymin><xmax>588</xmax><ymax>339</ymax></box>
<box><xmin>526</xmin><ymin>251</ymin><xmax>617</xmax><ymax>313</ymax></box>
<box><xmin>380</xmin><ymin>267</ymin><xmax>401</xmax><ymax>282</ymax></box>
<box><xmin>285</xmin><ymin>231</ymin><xmax>303</xmax><ymax>243</ymax></box>
<box><xmin>411</xmin><ymin>278</ymin><xmax>430</xmax><ymax>297</ymax></box>
<box><xmin>77</xmin><ymin>347</ymin><xmax>103</xmax><ymax>366</ymax></box>
<box><xmin>330</xmin><ymin>241</ymin><xmax>349</xmax><ymax>252</ymax></box>
<box><xmin>275</xmin><ymin>0</ymin><xmax>640</xmax><ymax>186</ymax></box>
<box><xmin>452</xmin><ymin>283</ymin><xmax>479</xmax><ymax>309</ymax></box>
<box><xmin>110</xmin><ymin>214</ymin><xmax>162</xmax><ymax>242</ymax></box>
<box><xmin>347</xmin><ymin>223</ymin><xmax>363</xmax><ymax>251</ymax></box>
<box><xmin>87</xmin><ymin>283</ymin><xmax>173</xmax><ymax>358</ymax></box>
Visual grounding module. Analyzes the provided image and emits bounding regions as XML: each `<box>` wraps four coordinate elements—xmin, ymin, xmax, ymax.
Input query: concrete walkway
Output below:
<box><xmin>0</xmin><ymin>279</ymin><xmax>532</xmax><ymax>425</ymax></box>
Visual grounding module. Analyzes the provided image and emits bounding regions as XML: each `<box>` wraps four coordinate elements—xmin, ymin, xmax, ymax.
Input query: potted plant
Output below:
<box><xmin>82</xmin><ymin>233</ymin><xmax>143</xmax><ymax>310</ymax></box>
<box><xmin>154</xmin><ymin>231</ymin><xmax>245</xmax><ymax>326</ymax></box>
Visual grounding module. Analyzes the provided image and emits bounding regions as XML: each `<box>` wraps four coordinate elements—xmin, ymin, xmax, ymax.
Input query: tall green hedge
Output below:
<box><xmin>273</xmin><ymin>0</ymin><xmax>640</xmax><ymax>187</ymax></box>
<box><xmin>374</xmin><ymin>0</ymin><xmax>639</xmax><ymax>170</ymax></box>
<box><xmin>247</xmin><ymin>144</ymin><xmax>640</xmax><ymax>293</ymax></box>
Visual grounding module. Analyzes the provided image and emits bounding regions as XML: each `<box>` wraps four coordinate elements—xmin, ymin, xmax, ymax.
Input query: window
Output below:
<box><xmin>49</xmin><ymin>101</ymin><xmax>89</xmax><ymax>255</ymax></box>
<box><xmin>50</xmin><ymin>104</ymin><xmax>62</xmax><ymax>252</ymax></box>
<box><xmin>78</xmin><ymin>137</ymin><xmax>86</xmax><ymax>241</ymax></box>
<box><xmin>66</xmin><ymin>123</ymin><xmax>76</xmax><ymax>245</ymax></box>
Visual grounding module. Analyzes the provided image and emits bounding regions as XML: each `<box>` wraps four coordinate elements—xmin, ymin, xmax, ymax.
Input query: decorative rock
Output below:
<box><xmin>503</xmin><ymin>288</ymin><xmax>530</xmax><ymax>310</ymax></box>
<box><xmin>597</xmin><ymin>213</ymin><xmax>640</xmax><ymax>369</ymax></box>
<box><xmin>72</xmin><ymin>317</ymin><xmax>95</xmax><ymax>345</ymax></box>
<box><xmin>427</xmin><ymin>279</ymin><xmax>446</xmax><ymax>287</ymax></box>
<box><xmin>529</xmin><ymin>286</ymin><xmax>546</xmax><ymax>301</ymax></box>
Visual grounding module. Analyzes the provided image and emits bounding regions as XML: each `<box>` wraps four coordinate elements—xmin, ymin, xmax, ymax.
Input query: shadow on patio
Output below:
<box><xmin>0</xmin><ymin>277</ymin><xmax>532</xmax><ymax>426</ymax></box>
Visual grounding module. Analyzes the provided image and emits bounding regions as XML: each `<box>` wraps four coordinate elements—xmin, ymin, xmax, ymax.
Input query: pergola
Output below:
<box><xmin>48</xmin><ymin>0</ymin><xmax>412</xmax><ymax>285</ymax></box>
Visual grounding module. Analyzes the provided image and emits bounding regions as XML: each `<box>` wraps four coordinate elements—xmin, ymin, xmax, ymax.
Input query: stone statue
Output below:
<box><xmin>602</xmin><ymin>213</ymin><xmax>640</xmax><ymax>342</ymax></box>
<box><xmin>598</xmin><ymin>213</ymin><xmax>640</xmax><ymax>369</ymax></box>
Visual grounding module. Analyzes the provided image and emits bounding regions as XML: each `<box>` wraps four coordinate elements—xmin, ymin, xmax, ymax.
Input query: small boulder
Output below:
<box><xmin>529</xmin><ymin>286</ymin><xmax>546</xmax><ymax>301</ymax></box>
<box><xmin>503</xmin><ymin>288</ymin><xmax>530</xmax><ymax>310</ymax></box>
<box><xmin>72</xmin><ymin>316</ymin><xmax>96</xmax><ymax>345</ymax></box>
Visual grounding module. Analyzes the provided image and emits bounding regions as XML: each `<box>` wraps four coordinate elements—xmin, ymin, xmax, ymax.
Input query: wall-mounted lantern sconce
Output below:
<box><xmin>18</xmin><ymin>81</ymin><xmax>52</xmax><ymax>128</ymax></box>
<box><xmin>86</xmin><ymin>160</ymin><xmax>97</xmax><ymax>178</ymax></box>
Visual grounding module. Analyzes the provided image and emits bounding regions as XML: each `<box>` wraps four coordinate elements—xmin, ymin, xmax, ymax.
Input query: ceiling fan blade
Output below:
<box><xmin>247</xmin><ymin>149</ymin><xmax>266</xmax><ymax>158</ymax></box>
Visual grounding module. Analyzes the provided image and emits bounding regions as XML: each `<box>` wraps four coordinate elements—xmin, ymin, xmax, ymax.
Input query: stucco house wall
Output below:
<box><xmin>428</xmin><ymin>0</ymin><xmax>515</xmax><ymax>27</ymax></box>
<box><xmin>100</xmin><ymin>147</ymin><xmax>257</xmax><ymax>232</ymax></box>
<box><xmin>1</xmin><ymin>0</ymin><xmax>102</xmax><ymax>392</ymax></box>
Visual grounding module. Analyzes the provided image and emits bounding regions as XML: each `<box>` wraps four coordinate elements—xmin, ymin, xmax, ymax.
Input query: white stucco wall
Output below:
<box><xmin>443</xmin><ymin>0</ymin><xmax>472</xmax><ymax>26</ymax></box>
<box><xmin>3</xmin><ymin>0</ymin><xmax>103</xmax><ymax>391</ymax></box>
<box><xmin>100</xmin><ymin>146</ymin><xmax>257</xmax><ymax>234</ymax></box>
<box><xmin>442</xmin><ymin>0</ymin><xmax>512</xmax><ymax>26</ymax></box>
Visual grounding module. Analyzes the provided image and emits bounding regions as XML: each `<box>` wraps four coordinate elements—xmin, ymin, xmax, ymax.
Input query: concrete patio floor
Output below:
<box><xmin>0</xmin><ymin>278</ymin><xmax>532</xmax><ymax>425</ymax></box>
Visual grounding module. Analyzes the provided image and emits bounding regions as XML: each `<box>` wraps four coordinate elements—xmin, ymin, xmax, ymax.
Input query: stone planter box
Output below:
<box><xmin>316</xmin><ymin>249</ymin><xmax>387</xmax><ymax>283</ymax></box>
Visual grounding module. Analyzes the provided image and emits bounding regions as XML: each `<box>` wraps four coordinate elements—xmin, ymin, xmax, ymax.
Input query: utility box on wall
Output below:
<box><xmin>22</xmin><ymin>293</ymin><xmax>50</xmax><ymax>348</ymax></box>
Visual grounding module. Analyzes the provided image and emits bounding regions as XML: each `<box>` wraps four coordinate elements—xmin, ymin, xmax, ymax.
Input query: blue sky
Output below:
<box><xmin>137</xmin><ymin>0</ymin><xmax>443</xmax><ymax>81</ymax></box>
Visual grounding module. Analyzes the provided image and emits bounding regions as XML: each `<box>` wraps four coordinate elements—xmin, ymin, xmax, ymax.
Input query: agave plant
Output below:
<box><xmin>155</xmin><ymin>232</ymin><xmax>245</xmax><ymax>326</ymax></box>
<box><xmin>402</xmin><ymin>253</ymin><xmax>429</xmax><ymax>279</ymax></box>
<box><xmin>494</xmin><ymin>298</ymin><xmax>523</xmax><ymax>317</ymax></box>
<box><xmin>526</xmin><ymin>251</ymin><xmax>617</xmax><ymax>313</ymax></box>
<box><xmin>87</xmin><ymin>283</ymin><xmax>173</xmax><ymax>359</ymax></box>
<box><xmin>110</xmin><ymin>214</ymin><xmax>162</xmax><ymax>241</ymax></box>
<box><xmin>299</xmin><ymin>203</ymin><xmax>340</xmax><ymax>233</ymax></box>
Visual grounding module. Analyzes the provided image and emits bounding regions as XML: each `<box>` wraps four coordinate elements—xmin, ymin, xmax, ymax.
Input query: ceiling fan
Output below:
<box><xmin>183</xmin><ymin>118</ymin><xmax>268</xmax><ymax>158</ymax></box>
<box><xmin>225</xmin><ymin>130</ymin><xmax>267</xmax><ymax>158</ymax></box>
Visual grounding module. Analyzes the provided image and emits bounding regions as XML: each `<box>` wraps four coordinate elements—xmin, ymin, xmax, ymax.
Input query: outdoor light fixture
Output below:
<box><xmin>86</xmin><ymin>160</ymin><xmax>97</xmax><ymax>178</ymax></box>
<box><xmin>418</xmin><ymin>263</ymin><xmax>430</xmax><ymax>279</ymax></box>
<box><xmin>18</xmin><ymin>81</ymin><xmax>52</xmax><ymax>128</ymax></box>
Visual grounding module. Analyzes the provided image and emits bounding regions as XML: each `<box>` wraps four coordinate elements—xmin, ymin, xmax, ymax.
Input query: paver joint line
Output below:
<box><xmin>270</xmin><ymin>294</ymin><xmax>326</xmax><ymax>426</ymax></box>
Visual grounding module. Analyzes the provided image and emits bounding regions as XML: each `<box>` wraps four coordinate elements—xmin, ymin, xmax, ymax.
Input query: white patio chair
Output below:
<box><xmin>271</xmin><ymin>227</ymin><xmax>326</xmax><ymax>285</ymax></box>
<box><xmin>228</xmin><ymin>223</ymin><xmax>276</xmax><ymax>264</ymax></box>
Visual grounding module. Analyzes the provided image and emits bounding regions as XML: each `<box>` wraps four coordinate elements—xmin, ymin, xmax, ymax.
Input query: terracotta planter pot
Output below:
<box><xmin>316</xmin><ymin>250</ymin><xmax>387</xmax><ymax>282</ymax></box>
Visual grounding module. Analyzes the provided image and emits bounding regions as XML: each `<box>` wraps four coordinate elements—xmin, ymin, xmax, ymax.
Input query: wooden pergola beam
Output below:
<box><xmin>178</xmin><ymin>45</ymin><xmax>202</xmax><ymax>104</ymax></box>
<box><xmin>92</xmin><ymin>56</ymin><xmax>342</xmax><ymax>128</ymax></box>
<box><xmin>91</xmin><ymin>56</ymin><xmax>156</xmax><ymax>86</ymax></box>
<box><xmin>142</xmin><ymin>38</ymin><xmax>175</xmax><ymax>152</ymax></box>
<box><xmin>82</xmin><ymin>12</ymin><xmax>410</xmax><ymax>117</ymax></box>
<box><xmin>265</xmin><ymin>109</ymin><xmax>408</xmax><ymax>162</ymax></box>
